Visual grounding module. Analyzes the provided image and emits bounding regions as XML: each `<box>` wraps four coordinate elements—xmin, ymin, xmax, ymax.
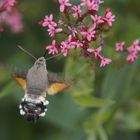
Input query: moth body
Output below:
<box><xmin>15</xmin><ymin>56</ymin><xmax>69</xmax><ymax>122</ymax></box>
<box><xmin>20</xmin><ymin>57</ymin><xmax>49</xmax><ymax>122</ymax></box>
<box><xmin>27</xmin><ymin>57</ymin><xmax>48</xmax><ymax>96</ymax></box>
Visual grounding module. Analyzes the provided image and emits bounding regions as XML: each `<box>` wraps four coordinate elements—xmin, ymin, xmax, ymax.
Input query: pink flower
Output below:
<box><xmin>46</xmin><ymin>40</ymin><xmax>58</xmax><ymax>55</ymax></box>
<box><xmin>89</xmin><ymin>3</ymin><xmax>99</xmax><ymax>11</ymax></box>
<box><xmin>72</xmin><ymin>5</ymin><xmax>81</xmax><ymax>17</ymax></box>
<box><xmin>47</xmin><ymin>26</ymin><xmax>63</xmax><ymax>37</ymax></box>
<box><xmin>0</xmin><ymin>0</ymin><xmax>23</xmax><ymax>33</ymax></box>
<box><xmin>87</xmin><ymin>46</ymin><xmax>102</xmax><ymax>58</ymax></box>
<box><xmin>126</xmin><ymin>39</ymin><xmax>140</xmax><ymax>63</ymax></box>
<box><xmin>91</xmin><ymin>15</ymin><xmax>104</xmax><ymax>25</ymax></box>
<box><xmin>104</xmin><ymin>8</ymin><xmax>115</xmax><ymax>27</ymax></box>
<box><xmin>81</xmin><ymin>0</ymin><xmax>104</xmax><ymax>6</ymax></box>
<box><xmin>81</xmin><ymin>0</ymin><xmax>92</xmax><ymax>6</ymax></box>
<box><xmin>80</xmin><ymin>0</ymin><xmax>99</xmax><ymax>11</ymax></box>
<box><xmin>58</xmin><ymin>0</ymin><xmax>72</xmax><ymax>12</ymax></box>
<box><xmin>60</xmin><ymin>41</ymin><xmax>69</xmax><ymax>56</ymax></box>
<box><xmin>41</xmin><ymin>14</ymin><xmax>57</xmax><ymax>27</ymax></box>
<box><xmin>68</xmin><ymin>26</ymin><xmax>77</xmax><ymax>37</ymax></box>
<box><xmin>87</xmin><ymin>47</ymin><xmax>111</xmax><ymax>67</ymax></box>
<box><xmin>60</xmin><ymin>35</ymin><xmax>74</xmax><ymax>56</ymax></box>
<box><xmin>2</xmin><ymin>10</ymin><xmax>23</xmax><ymax>33</ymax></box>
<box><xmin>67</xmin><ymin>35</ymin><xmax>83</xmax><ymax>48</ymax></box>
<box><xmin>115</xmin><ymin>41</ymin><xmax>125</xmax><ymax>52</ymax></box>
<box><xmin>127</xmin><ymin>39</ymin><xmax>140</xmax><ymax>53</ymax></box>
<box><xmin>133</xmin><ymin>39</ymin><xmax>140</xmax><ymax>51</ymax></box>
<box><xmin>94</xmin><ymin>46</ymin><xmax>102</xmax><ymax>56</ymax></box>
<box><xmin>126</xmin><ymin>52</ymin><xmax>137</xmax><ymax>64</ymax></box>
<box><xmin>66</xmin><ymin>35</ymin><xmax>76</xmax><ymax>49</ymax></box>
<box><xmin>2</xmin><ymin>0</ymin><xmax>17</xmax><ymax>11</ymax></box>
<box><xmin>73</xmin><ymin>40</ymin><xmax>83</xmax><ymax>48</ymax></box>
<box><xmin>81</xmin><ymin>26</ymin><xmax>96</xmax><ymax>41</ymax></box>
<box><xmin>100</xmin><ymin>56</ymin><xmax>112</xmax><ymax>67</ymax></box>
<box><xmin>6</xmin><ymin>0</ymin><xmax>16</xmax><ymax>6</ymax></box>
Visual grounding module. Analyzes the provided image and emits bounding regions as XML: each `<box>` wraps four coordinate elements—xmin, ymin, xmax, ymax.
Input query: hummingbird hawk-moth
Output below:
<box><xmin>14</xmin><ymin>46</ymin><xmax>69</xmax><ymax>122</ymax></box>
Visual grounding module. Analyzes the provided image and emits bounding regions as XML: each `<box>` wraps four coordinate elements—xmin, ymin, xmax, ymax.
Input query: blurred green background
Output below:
<box><xmin>0</xmin><ymin>0</ymin><xmax>140</xmax><ymax>140</ymax></box>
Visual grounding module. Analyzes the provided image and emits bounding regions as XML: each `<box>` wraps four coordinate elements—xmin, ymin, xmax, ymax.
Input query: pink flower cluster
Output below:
<box><xmin>40</xmin><ymin>0</ymin><xmax>115</xmax><ymax>67</ymax></box>
<box><xmin>115</xmin><ymin>39</ymin><xmax>140</xmax><ymax>64</ymax></box>
<box><xmin>0</xmin><ymin>0</ymin><xmax>23</xmax><ymax>33</ymax></box>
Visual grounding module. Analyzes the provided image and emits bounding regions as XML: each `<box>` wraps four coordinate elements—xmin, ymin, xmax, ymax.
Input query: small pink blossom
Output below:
<box><xmin>1</xmin><ymin>10</ymin><xmax>23</xmax><ymax>33</ymax></box>
<box><xmin>58</xmin><ymin>0</ymin><xmax>72</xmax><ymax>12</ymax></box>
<box><xmin>87</xmin><ymin>46</ymin><xmax>102</xmax><ymax>58</ymax></box>
<box><xmin>81</xmin><ymin>26</ymin><xmax>96</xmax><ymax>41</ymax></box>
<box><xmin>88</xmin><ymin>3</ymin><xmax>99</xmax><ymax>11</ymax></box>
<box><xmin>68</xmin><ymin>26</ymin><xmax>78</xmax><ymax>37</ymax></box>
<box><xmin>126</xmin><ymin>52</ymin><xmax>137</xmax><ymax>64</ymax></box>
<box><xmin>100</xmin><ymin>56</ymin><xmax>112</xmax><ymax>67</ymax></box>
<box><xmin>73</xmin><ymin>40</ymin><xmax>83</xmax><ymax>48</ymax></box>
<box><xmin>60</xmin><ymin>41</ymin><xmax>69</xmax><ymax>56</ymax></box>
<box><xmin>115</xmin><ymin>41</ymin><xmax>125</xmax><ymax>52</ymax></box>
<box><xmin>91</xmin><ymin>15</ymin><xmax>104</xmax><ymax>25</ymax></box>
<box><xmin>116</xmin><ymin>39</ymin><xmax>140</xmax><ymax>64</ymax></box>
<box><xmin>0</xmin><ymin>0</ymin><xmax>23</xmax><ymax>33</ymax></box>
<box><xmin>66</xmin><ymin>35</ymin><xmax>75</xmax><ymax>49</ymax></box>
<box><xmin>46</xmin><ymin>40</ymin><xmax>58</xmax><ymax>55</ymax></box>
<box><xmin>104</xmin><ymin>8</ymin><xmax>115</xmax><ymax>27</ymax></box>
<box><xmin>72</xmin><ymin>5</ymin><xmax>82</xmax><ymax>17</ymax></box>
<box><xmin>41</xmin><ymin>14</ymin><xmax>57</xmax><ymax>28</ymax></box>
<box><xmin>127</xmin><ymin>39</ymin><xmax>140</xmax><ymax>53</ymax></box>
<box><xmin>60</xmin><ymin>35</ymin><xmax>75</xmax><ymax>56</ymax></box>
<box><xmin>81</xmin><ymin>0</ymin><xmax>99</xmax><ymax>11</ymax></box>
<box><xmin>6</xmin><ymin>0</ymin><xmax>16</xmax><ymax>6</ymax></box>
<box><xmin>126</xmin><ymin>39</ymin><xmax>140</xmax><ymax>63</ymax></box>
<box><xmin>133</xmin><ymin>39</ymin><xmax>140</xmax><ymax>51</ymax></box>
<box><xmin>81</xmin><ymin>0</ymin><xmax>93</xmax><ymax>6</ymax></box>
<box><xmin>47</xmin><ymin>26</ymin><xmax>63</xmax><ymax>37</ymax></box>
<box><xmin>2</xmin><ymin>0</ymin><xmax>17</xmax><ymax>11</ymax></box>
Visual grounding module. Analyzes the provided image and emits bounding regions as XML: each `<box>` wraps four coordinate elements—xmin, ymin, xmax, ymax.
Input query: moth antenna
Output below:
<box><xmin>46</xmin><ymin>53</ymin><xmax>62</xmax><ymax>61</ymax></box>
<box><xmin>43</xmin><ymin>50</ymin><xmax>47</xmax><ymax>57</ymax></box>
<box><xmin>17</xmin><ymin>45</ymin><xmax>37</xmax><ymax>60</ymax></box>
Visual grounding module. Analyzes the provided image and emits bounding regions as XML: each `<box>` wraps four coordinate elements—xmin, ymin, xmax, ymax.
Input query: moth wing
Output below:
<box><xmin>15</xmin><ymin>77</ymin><xmax>26</xmax><ymax>90</ymax></box>
<box><xmin>13</xmin><ymin>69</ymin><xmax>28</xmax><ymax>92</ymax></box>
<box><xmin>47</xmin><ymin>72</ymin><xmax>70</xmax><ymax>95</ymax></box>
<box><xmin>47</xmin><ymin>82</ymin><xmax>69</xmax><ymax>95</ymax></box>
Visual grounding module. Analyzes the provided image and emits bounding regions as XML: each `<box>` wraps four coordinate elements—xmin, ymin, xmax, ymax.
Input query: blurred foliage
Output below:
<box><xmin>0</xmin><ymin>0</ymin><xmax>140</xmax><ymax>140</ymax></box>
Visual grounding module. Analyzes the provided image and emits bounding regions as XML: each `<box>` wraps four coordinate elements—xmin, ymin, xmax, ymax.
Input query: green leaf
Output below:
<box><xmin>115</xmin><ymin>109</ymin><xmax>140</xmax><ymax>131</ymax></box>
<box><xmin>87</xmin><ymin>134</ymin><xmax>97</xmax><ymax>140</ymax></box>
<box><xmin>97</xmin><ymin>124</ymin><xmax>108</xmax><ymax>140</ymax></box>
<box><xmin>101</xmin><ymin>62</ymin><xmax>138</xmax><ymax>102</ymax></box>
<box><xmin>0</xmin><ymin>82</ymin><xmax>15</xmax><ymax>98</ymax></box>
<box><xmin>74</xmin><ymin>95</ymin><xmax>115</xmax><ymax>108</ymax></box>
